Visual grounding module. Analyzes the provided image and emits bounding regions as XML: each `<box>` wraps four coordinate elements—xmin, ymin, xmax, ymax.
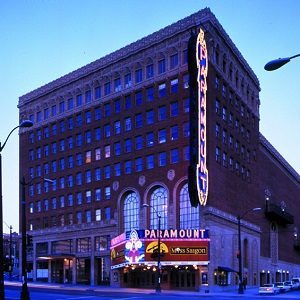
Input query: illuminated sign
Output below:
<box><xmin>170</xmin><ymin>246</ymin><xmax>207</xmax><ymax>255</ymax></box>
<box><xmin>111</xmin><ymin>229</ymin><xmax>210</xmax><ymax>268</ymax></box>
<box><xmin>124</xmin><ymin>229</ymin><xmax>145</xmax><ymax>264</ymax></box>
<box><xmin>196</xmin><ymin>28</ymin><xmax>208</xmax><ymax>206</ymax></box>
<box><xmin>144</xmin><ymin>229</ymin><xmax>209</xmax><ymax>240</ymax></box>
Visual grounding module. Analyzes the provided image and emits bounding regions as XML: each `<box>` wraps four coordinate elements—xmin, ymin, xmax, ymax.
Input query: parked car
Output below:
<box><xmin>285</xmin><ymin>280</ymin><xmax>297</xmax><ymax>290</ymax></box>
<box><xmin>275</xmin><ymin>282</ymin><xmax>290</xmax><ymax>292</ymax></box>
<box><xmin>291</xmin><ymin>278</ymin><xmax>300</xmax><ymax>289</ymax></box>
<box><xmin>259</xmin><ymin>284</ymin><xmax>280</xmax><ymax>294</ymax></box>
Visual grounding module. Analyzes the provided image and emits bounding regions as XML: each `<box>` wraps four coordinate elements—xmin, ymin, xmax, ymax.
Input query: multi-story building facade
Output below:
<box><xmin>18</xmin><ymin>8</ymin><xmax>300</xmax><ymax>291</ymax></box>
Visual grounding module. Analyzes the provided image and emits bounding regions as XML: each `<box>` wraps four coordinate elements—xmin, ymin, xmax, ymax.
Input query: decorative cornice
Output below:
<box><xmin>259</xmin><ymin>133</ymin><xmax>300</xmax><ymax>183</ymax></box>
<box><xmin>19</xmin><ymin>7</ymin><xmax>259</xmax><ymax>106</ymax></box>
<box><xmin>204</xmin><ymin>206</ymin><xmax>261</xmax><ymax>233</ymax></box>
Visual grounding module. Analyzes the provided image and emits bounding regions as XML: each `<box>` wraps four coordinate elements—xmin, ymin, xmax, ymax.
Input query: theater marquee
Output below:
<box><xmin>111</xmin><ymin>229</ymin><xmax>210</xmax><ymax>269</ymax></box>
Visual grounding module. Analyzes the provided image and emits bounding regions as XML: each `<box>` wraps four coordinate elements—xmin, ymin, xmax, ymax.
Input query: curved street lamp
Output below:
<box><xmin>142</xmin><ymin>203</ymin><xmax>161</xmax><ymax>293</ymax></box>
<box><xmin>264</xmin><ymin>54</ymin><xmax>300</xmax><ymax>71</ymax></box>
<box><xmin>0</xmin><ymin>120</ymin><xmax>33</xmax><ymax>299</ymax></box>
<box><xmin>20</xmin><ymin>176</ymin><xmax>54</xmax><ymax>300</ymax></box>
<box><xmin>237</xmin><ymin>207</ymin><xmax>262</xmax><ymax>294</ymax></box>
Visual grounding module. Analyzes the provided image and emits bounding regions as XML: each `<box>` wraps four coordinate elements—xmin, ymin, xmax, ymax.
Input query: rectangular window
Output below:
<box><xmin>135</xmin><ymin>136</ymin><xmax>143</xmax><ymax>150</ymax></box>
<box><xmin>125</xmin><ymin>73</ymin><xmax>132</xmax><ymax>88</ymax></box>
<box><xmin>158</xmin><ymin>106</ymin><xmax>166</xmax><ymax>121</ymax></box>
<box><xmin>170</xmin><ymin>125</ymin><xmax>178</xmax><ymax>140</ymax></box>
<box><xmin>114</xmin><ymin>98</ymin><xmax>121</xmax><ymax>113</ymax></box>
<box><xmin>158</xmin><ymin>83</ymin><xmax>166</xmax><ymax>98</ymax></box>
<box><xmin>158</xmin><ymin>129</ymin><xmax>166</xmax><ymax>144</ymax></box>
<box><xmin>170</xmin><ymin>148</ymin><xmax>179</xmax><ymax>164</ymax></box>
<box><xmin>124</xmin><ymin>160</ymin><xmax>132</xmax><ymax>174</ymax></box>
<box><xmin>135</xmin><ymin>91</ymin><xmax>142</xmax><ymax>106</ymax></box>
<box><xmin>114</xmin><ymin>78</ymin><xmax>121</xmax><ymax>92</ymax></box>
<box><xmin>135</xmin><ymin>69</ymin><xmax>142</xmax><ymax>83</ymax></box>
<box><xmin>104</xmin><ymin>103</ymin><xmax>110</xmax><ymax>117</ymax></box>
<box><xmin>158</xmin><ymin>59</ymin><xmax>166</xmax><ymax>74</ymax></box>
<box><xmin>95</xmin><ymin>86</ymin><xmax>101</xmax><ymax>99</ymax></box>
<box><xmin>146</xmin><ymin>64</ymin><xmax>154</xmax><ymax>78</ymax></box>
<box><xmin>114</xmin><ymin>163</ymin><xmax>121</xmax><ymax>177</ymax></box>
<box><xmin>125</xmin><ymin>95</ymin><xmax>131</xmax><ymax>110</ymax></box>
<box><xmin>170</xmin><ymin>53</ymin><xmax>179</xmax><ymax>69</ymax></box>
<box><xmin>105</xmin><ymin>186</ymin><xmax>111</xmax><ymax>200</ymax></box>
<box><xmin>104</xmin><ymin>124</ymin><xmax>111</xmax><ymax>138</ymax></box>
<box><xmin>76</xmin><ymin>94</ymin><xmax>82</xmax><ymax>106</ymax></box>
<box><xmin>95</xmin><ymin>148</ymin><xmax>101</xmax><ymax>160</ymax></box>
<box><xmin>104</xmin><ymin>145</ymin><xmax>110</xmax><ymax>158</ymax></box>
<box><xmin>146</xmin><ymin>154</ymin><xmax>154</xmax><ymax>169</ymax></box>
<box><xmin>146</xmin><ymin>110</ymin><xmax>154</xmax><ymax>125</ymax></box>
<box><xmin>67</xmin><ymin>98</ymin><xmax>74</xmax><ymax>110</ymax></box>
<box><xmin>170</xmin><ymin>101</ymin><xmax>179</xmax><ymax>117</ymax></box>
<box><xmin>104</xmin><ymin>82</ymin><xmax>111</xmax><ymax>95</ymax></box>
<box><xmin>158</xmin><ymin>152</ymin><xmax>166</xmax><ymax>167</ymax></box>
<box><xmin>135</xmin><ymin>157</ymin><xmax>143</xmax><ymax>172</ymax></box>
<box><xmin>170</xmin><ymin>78</ymin><xmax>179</xmax><ymax>94</ymax></box>
<box><xmin>95</xmin><ymin>189</ymin><xmax>101</xmax><ymax>202</ymax></box>
<box><xmin>95</xmin><ymin>209</ymin><xmax>101</xmax><ymax>221</ymax></box>
<box><xmin>125</xmin><ymin>117</ymin><xmax>132</xmax><ymax>131</ymax></box>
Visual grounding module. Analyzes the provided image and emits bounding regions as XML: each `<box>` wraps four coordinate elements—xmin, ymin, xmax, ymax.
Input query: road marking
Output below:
<box><xmin>56</xmin><ymin>297</ymin><xmax>96</xmax><ymax>300</ymax></box>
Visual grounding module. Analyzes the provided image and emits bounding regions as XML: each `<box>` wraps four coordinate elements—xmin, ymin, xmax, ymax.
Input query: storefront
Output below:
<box><xmin>110</xmin><ymin>229</ymin><xmax>210</xmax><ymax>290</ymax></box>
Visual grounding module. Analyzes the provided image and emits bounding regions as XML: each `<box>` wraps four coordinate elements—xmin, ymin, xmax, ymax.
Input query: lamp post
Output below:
<box><xmin>237</xmin><ymin>207</ymin><xmax>261</xmax><ymax>294</ymax></box>
<box><xmin>4</xmin><ymin>223</ymin><xmax>13</xmax><ymax>281</ymax></box>
<box><xmin>20</xmin><ymin>176</ymin><xmax>54</xmax><ymax>300</ymax></box>
<box><xmin>142</xmin><ymin>203</ymin><xmax>161</xmax><ymax>293</ymax></box>
<box><xmin>0</xmin><ymin>120</ymin><xmax>33</xmax><ymax>299</ymax></box>
<box><xmin>264</xmin><ymin>54</ymin><xmax>300</xmax><ymax>71</ymax></box>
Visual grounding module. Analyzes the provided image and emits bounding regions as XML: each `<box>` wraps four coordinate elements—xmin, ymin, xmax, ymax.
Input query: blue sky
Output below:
<box><xmin>1</xmin><ymin>0</ymin><xmax>299</xmax><ymax>233</ymax></box>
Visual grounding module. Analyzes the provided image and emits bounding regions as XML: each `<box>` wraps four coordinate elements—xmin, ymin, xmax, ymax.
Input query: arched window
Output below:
<box><xmin>150</xmin><ymin>187</ymin><xmax>168</xmax><ymax>229</ymax></box>
<box><xmin>179</xmin><ymin>184</ymin><xmax>200</xmax><ymax>229</ymax></box>
<box><xmin>123</xmin><ymin>192</ymin><xmax>139</xmax><ymax>232</ymax></box>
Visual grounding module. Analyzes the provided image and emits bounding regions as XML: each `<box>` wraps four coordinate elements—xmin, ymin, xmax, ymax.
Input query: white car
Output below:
<box><xmin>259</xmin><ymin>284</ymin><xmax>280</xmax><ymax>294</ymax></box>
<box><xmin>275</xmin><ymin>282</ymin><xmax>290</xmax><ymax>292</ymax></box>
<box><xmin>285</xmin><ymin>280</ymin><xmax>297</xmax><ymax>290</ymax></box>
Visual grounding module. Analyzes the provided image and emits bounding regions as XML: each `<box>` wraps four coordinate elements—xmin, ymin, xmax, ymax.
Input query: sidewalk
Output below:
<box><xmin>6</xmin><ymin>281</ymin><xmax>300</xmax><ymax>298</ymax></box>
<box><xmin>5</xmin><ymin>280</ymin><xmax>261</xmax><ymax>297</ymax></box>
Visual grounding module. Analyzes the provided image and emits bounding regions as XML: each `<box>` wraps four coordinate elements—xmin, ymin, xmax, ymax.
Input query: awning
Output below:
<box><xmin>217</xmin><ymin>266</ymin><xmax>237</xmax><ymax>273</ymax></box>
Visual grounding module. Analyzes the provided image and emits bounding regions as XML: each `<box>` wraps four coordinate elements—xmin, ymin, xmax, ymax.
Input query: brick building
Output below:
<box><xmin>18</xmin><ymin>8</ymin><xmax>300</xmax><ymax>291</ymax></box>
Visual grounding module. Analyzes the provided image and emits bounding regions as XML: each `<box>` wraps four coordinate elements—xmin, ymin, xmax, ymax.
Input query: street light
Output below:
<box><xmin>237</xmin><ymin>207</ymin><xmax>262</xmax><ymax>294</ymax></box>
<box><xmin>4</xmin><ymin>222</ymin><xmax>13</xmax><ymax>281</ymax></box>
<box><xmin>0</xmin><ymin>120</ymin><xmax>33</xmax><ymax>299</ymax></box>
<box><xmin>142</xmin><ymin>203</ymin><xmax>161</xmax><ymax>293</ymax></box>
<box><xmin>20</xmin><ymin>176</ymin><xmax>54</xmax><ymax>300</ymax></box>
<box><xmin>264</xmin><ymin>54</ymin><xmax>300</xmax><ymax>71</ymax></box>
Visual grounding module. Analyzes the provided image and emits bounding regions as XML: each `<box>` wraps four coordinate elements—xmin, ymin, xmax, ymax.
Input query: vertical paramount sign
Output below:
<box><xmin>188</xmin><ymin>28</ymin><xmax>208</xmax><ymax>207</ymax></box>
<box><xmin>196</xmin><ymin>29</ymin><xmax>208</xmax><ymax>206</ymax></box>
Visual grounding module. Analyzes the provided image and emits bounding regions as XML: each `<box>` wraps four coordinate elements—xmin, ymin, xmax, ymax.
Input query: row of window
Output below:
<box><xmin>29</xmin><ymin>184</ymin><xmax>199</xmax><ymax>232</ymax></box>
<box><xmin>214</xmin><ymin>47</ymin><xmax>258</xmax><ymax>107</ymax></box>
<box><xmin>29</xmin><ymin>206</ymin><xmax>111</xmax><ymax>231</ymax></box>
<box><xmin>30</xmin><ymin>72</ymin><xmax>189</xmax><ymax>125</ymax></box>
<box><xmin>215</xmin><ymin>123</ymin><xmax>253</xmax><ymax>162</ymax></box>
<box><xmin>29</xmin><ymin>147</ymin><xmax>190</xmax><ymax>196</ymax></box>
<box><xmin>215</xmin><ymin>146</ymin><xmax>251</xmax><ymax>181</ymax></box>
<box><xmin>215</xmin><ymin>99</ymin><xmax>253</xmax><ymax>142</ymax></box>
<box><xmin>29</xmin><ymin>99</ymin><xmax>189</xmax><ymax>150</ymax></box>
<box><xmin>29</xmin><ymin>123</ymin><xmax>189</xmax><ymax>163</ymax></box>
<box><xmin>36</xmin><ymin>235</ymin><xmax>111</xmax><ymax>255</ymax></box>
<box><xmin>29</xmin><ymin>187</ymin><xmax>111</xmax><ymax>213</ymax></box>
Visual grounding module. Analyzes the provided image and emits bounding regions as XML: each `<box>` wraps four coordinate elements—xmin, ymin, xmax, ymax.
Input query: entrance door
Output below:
<box><xmin>170</xmin><ymin>269</ymin><xmax>196</xmax><ymax>290</ymax></box>
<box><xmin>51</xmin><ymin>260</ymin><xmax>64</xmax><ymax>283</ymax></box>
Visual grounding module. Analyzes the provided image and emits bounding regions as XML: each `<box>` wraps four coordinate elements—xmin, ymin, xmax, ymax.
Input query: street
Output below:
<box><xmin>4</xmin><ymin>283</ymin><xmax>300</xmax><ymax>300</ymax></box>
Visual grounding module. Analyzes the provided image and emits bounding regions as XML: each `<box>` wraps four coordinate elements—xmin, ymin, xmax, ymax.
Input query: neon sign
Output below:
<box><xmin>196</xmin><ymin>28</ymin><xmax>208</xmax><ymax>206</ymax></box>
